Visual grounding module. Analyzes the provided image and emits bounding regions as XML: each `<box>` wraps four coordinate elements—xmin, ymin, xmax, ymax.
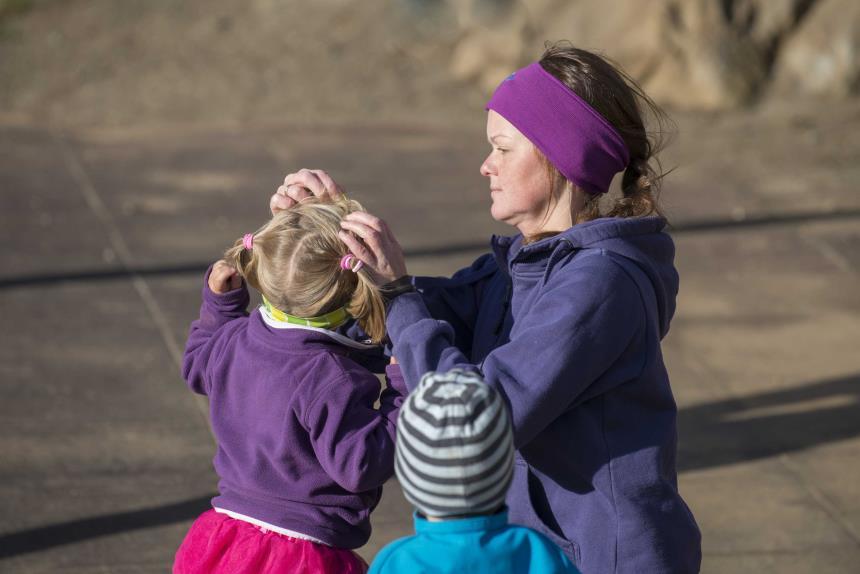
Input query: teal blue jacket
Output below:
<box><xmin>369</xmin><ymin>510</ymin><xmax>579</xmax><ymax>574</ymax></box>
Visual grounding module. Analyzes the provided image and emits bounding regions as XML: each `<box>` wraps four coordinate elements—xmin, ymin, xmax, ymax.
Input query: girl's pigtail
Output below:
<box><xmin>347</xmin><ymin>270</ymin><xmax>387</xmax><ymax>344</ymax></box>
<box><xmin>224</xmin><ymin>237</ymin><xmax>258</xmax><ymax>290</ymax></box>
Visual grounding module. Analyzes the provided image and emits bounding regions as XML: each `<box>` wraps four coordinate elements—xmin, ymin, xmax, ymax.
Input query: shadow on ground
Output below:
<box><xmin>2</xmin><ymin>371</ymin><xmax>858</xmax><ymax>559</ymax></box>
<box><xmin>678</xmin><ymin>372</ymin><xmax>860</xmax><ymax>472</ymax></box>
<box><xmin>3</xmin><ymin>208</ymin><xmax>860</xmax><ymax>289</ymax></box>
<box><xmin>0</xmin><ymin>495</ymin><xmax>213</xmax><ymax>559</ymax></box>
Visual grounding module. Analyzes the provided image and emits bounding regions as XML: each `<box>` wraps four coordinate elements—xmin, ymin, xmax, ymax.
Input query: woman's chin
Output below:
<box><xmin>490</xmin><ymin>211</ymin><xmax>521</xmax><ymax>233</ymax></box>
<box><xmin>489</xmin><ymin>203</ymin><xmax>508</xmax><ymax>224</ymax></box>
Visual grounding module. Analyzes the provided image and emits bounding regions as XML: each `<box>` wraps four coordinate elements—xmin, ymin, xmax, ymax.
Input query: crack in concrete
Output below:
<box><xmin>51</xmin><ymin>128</ymin><xmax>213</xmax><ymax>436</ymax></box>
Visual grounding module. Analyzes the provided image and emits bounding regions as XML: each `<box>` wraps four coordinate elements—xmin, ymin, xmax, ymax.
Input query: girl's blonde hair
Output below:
<box><xmin>224</xmin><ymin>197</ymin><xmax>386</xmax><ymax>343</ymax></box>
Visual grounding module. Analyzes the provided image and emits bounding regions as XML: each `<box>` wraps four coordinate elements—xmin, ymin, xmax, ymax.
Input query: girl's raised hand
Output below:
<box><xmin>339</xmin><ymin>211</ymin><xmax>408</xmax><ymax>286</ymax></box>
<box><xmin>270</xmin><ymin>169</ymin><xmax>346</xmax><ymax>215</ymax></box>
<box><xmin>208</xmin><ymin>260</ymin><xmax>242</xmax><ymax>294</ymax></box>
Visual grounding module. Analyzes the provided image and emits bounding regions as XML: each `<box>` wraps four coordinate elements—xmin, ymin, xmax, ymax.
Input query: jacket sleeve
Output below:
<box><xmin>302</xmin><ymin>362</ymin><xmax>407</xmax><ymax>493</ymax></box>
<box><xmin>334</xmin><ymin>255</ymin><xmax>497</xmax><ymax>370</ymax></box>
<box><xmin>411</xmin><ymin>253</ymin><xmax>498</xmax><ymax>357</ymax></box>
<box><xmin>387</xmin><ymin>255</ymin><xmax>645</xmax><ymax>448</ymax></box>
<box><xmin>181</xmin><ymin>267</ymin><xmax>250</xmax><ymax>396</ymax></box>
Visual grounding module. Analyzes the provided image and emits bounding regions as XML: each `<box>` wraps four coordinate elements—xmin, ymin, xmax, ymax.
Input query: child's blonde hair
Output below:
<box><xmin>224</xmin><ymin>197</ymin><xmax>386</xmax><ymax>343</ymax></box>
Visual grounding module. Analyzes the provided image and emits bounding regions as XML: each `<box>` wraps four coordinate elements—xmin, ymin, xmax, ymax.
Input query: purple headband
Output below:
<box><xmin>486</xmin><ymin>62</ymin><xmax>630</xmax><ymax>195</ymax></box>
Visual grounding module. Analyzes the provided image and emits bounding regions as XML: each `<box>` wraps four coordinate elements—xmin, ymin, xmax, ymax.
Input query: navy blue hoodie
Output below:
<box><xmin>386</xmin><ymin>216</ymin><xmax>701</xmax><ymax>573</ymax></box>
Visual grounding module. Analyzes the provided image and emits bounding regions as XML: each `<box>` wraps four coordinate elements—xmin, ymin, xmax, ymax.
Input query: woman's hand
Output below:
<box><xmin>208</xmin><ymin>260</ymin><xmax>242</xmax><ymax>293</ymax></box>
<box><xmin>270</xmin><ymin>169</ymin><xmax>346</xmax><ymax>214</ymax></box>
<box><xmin>339</xmin><ymin>212</ymin><xmax>408</xmax><ymax>286</ymax></box>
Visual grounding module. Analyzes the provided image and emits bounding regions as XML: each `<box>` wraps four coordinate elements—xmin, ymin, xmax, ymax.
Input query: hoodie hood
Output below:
<box><xmin>492</xmin><ymin>216</ymin><xmax>679</xmax><ymax>338</ymax></box>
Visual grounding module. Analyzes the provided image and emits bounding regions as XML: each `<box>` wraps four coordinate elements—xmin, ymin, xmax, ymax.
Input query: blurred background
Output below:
<box><xmin>1</xmin><ymin>1</ymin><xmax>859</xmax><ymax>572</ymax></box>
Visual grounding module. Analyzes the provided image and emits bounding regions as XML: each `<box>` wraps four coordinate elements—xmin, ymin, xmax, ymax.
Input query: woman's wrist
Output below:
<box><xmin>380</xmin><ymin>275</ymin><xmax>416</xmax><ymax>303</ymax></box>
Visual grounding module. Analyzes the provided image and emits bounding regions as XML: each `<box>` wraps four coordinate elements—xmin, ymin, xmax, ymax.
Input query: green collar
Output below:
<box><xmin>261</xmin><ymin>295</ymin><xmax>350</xmax><ymax>329</ymax></box>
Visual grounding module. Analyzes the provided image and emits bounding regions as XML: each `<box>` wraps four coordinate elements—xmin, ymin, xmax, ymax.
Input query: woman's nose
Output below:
<box><xmin>480</xmin><ymin>155</ymin><xmax>494</xmax><ymax>177</ymax></box>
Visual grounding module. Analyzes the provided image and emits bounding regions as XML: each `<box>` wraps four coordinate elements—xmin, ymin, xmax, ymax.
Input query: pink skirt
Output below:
<box><xmin>173</xmin><ymin>509</ymin><xmax>368</xmax><ymax>574</ymax></box>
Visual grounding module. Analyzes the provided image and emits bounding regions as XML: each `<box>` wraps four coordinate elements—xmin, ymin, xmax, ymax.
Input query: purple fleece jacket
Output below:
<box><xmin>387</xmin><ymin>216</ymin><xmax>701</xmax><ymax>573</ymax></box>
<box><xmin>182</xmin><ymin>269</ymin><xmax>406</xmax><ymax>549</ymax></box>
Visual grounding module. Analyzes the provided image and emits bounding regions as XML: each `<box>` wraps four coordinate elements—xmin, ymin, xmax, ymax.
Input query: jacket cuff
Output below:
<box><xmin>381</xmin><ymin>275</ymin><xmax>416</xmax><ymax>305</ymax></box>
<box><xmin>385</xmin><ymin>291</ymin><xmax>431</xmax><ymax>344</ymax></box>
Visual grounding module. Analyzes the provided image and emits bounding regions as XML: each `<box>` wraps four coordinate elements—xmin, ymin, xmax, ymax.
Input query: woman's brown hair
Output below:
<box><xmin>536</xmin><ymin>42</ymin><xmax>675</xmax><ymax>231</ymax></box>
<box><xmin>223</xmin><ymin>197</ymin><xmax>386</xmax><ymax>343</ymax></box>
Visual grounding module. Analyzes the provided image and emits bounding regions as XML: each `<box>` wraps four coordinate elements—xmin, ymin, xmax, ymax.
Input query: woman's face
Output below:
<box><xmin>480</xmin><ymin>110</ymin><xmax>572</xmax><ymax>236</ymax></box>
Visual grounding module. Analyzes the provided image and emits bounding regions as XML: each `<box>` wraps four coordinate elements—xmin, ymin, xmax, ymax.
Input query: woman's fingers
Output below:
<box><xmin>308</xmin><ymin>169</ymin><xmax>345</xmax><ymax>198</ymax></box>
<box><xmin>272</xmin><ymin>169</ymin><xmax>345</xmax><ymax>215</ymax></box>
<box><xmin>339</xmin><ymin>214</ymin><xmax>408</xmax><ymax>284</ymax></box>
<box><xmin>340</xmin><ymin>219</ymin><xmax>383</xmax><ymax>252</ymax></box>
<box><xmin>342</xmin><ymin>214</ymin><xmax>403</xmax><ymax>260</ymax></box>
<box><xmin>338</xmin><ymin>230</ymin><xmax>375</xmax><ymax>265</ymax></box>
<box><xmin>285</xmin><ymin>184</ymin><xmax>312</xmax><ymax>203</ymax></box>
<box><xmin>284</xmin><ymin>171</ymin><xmax>323</xmax><ymax>197</ymax></box>
<box><xmin>284</xmin><ymin>169</ymin><xmax>345</xmax><ymax>199</ymax></box>
<box><xmin>270</xmin><ymin>186</ymin><xmax>296</xmax><ymax>213</ymax></box>
<box><xmin>342</xmin><ymin>211</ymin><xmax>384</xmax><ymax>232</ymax></box>
<box><xmin>269</xmin><ymin>182</ymin><xmax>314</xmax><ymax>215</ymax></box>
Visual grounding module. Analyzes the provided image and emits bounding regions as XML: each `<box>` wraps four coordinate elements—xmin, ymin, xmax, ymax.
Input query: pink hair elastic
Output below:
<box><xmin>340</xmin><ymin>254</ymin><xmax>364</xmax><ymax>273</ymax></box>
<box><xmin>242</xmin><ymin>233</ymin><xmax>254</xmax><ymax>250</ymax></box>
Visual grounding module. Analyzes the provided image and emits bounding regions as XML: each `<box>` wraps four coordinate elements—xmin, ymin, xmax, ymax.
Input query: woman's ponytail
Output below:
<box><xmin>539</xmin><ymin>43</ymin><xmax>674</xmax><ymax>223</ymax></box>
<box><xmin>346</xmin><ymin>269</ymin><xmax>387</xmax><ymax>344</ymax></box>
<box><xmin>607</xmin><ymin>156</ymin><xmax>662</xmax><ymax>219</ymax></box>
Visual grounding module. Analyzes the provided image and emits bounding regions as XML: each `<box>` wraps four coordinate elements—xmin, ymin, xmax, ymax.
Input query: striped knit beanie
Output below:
<box><xmin>395</xmin><ymin>369</ymin><xmax>514</xmax><ymax>518</ymax></box>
